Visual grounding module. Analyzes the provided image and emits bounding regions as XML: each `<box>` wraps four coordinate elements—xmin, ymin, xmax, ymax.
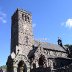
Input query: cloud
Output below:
<box><xmin>0</xmin><ymin>16</ymin><xmax>7</xmax><ymax>23</ymax></box>
<box><xmin>66</xmin><ymin>19</ymin><xmax>72</xmax><ymax>28</ymax></box>
<box><xmin>2</xmin><ymin>19</ymin><xmax>7</xmax><ymax>23</ymax></box>
<box><xmin>0</xmin><ymin>11</ymin><xmax>6</xmax><ymax>17</ymax></box>
<box><xmin>32</xmin><ymin>23</ymin><xmax>36</xmax><ymax>28</ymax></box>
<box><xmin>61</xmin><ymin>18</ymin><xmax>72</xmax><ymax>29</ymax></box>
<box><xmin>0</xmin><ymin>11</ymin><xmax>7</xmax><ymax>23</ymax></box>
<box><xmin>35</xmin><ymin>37</ymin><xmax>48</xmax><ymax>42</ymax></box>
<box><xmin>61</xmin><ymin>19</ymin><xmax>72</xmax><ymax>29</ymax></box>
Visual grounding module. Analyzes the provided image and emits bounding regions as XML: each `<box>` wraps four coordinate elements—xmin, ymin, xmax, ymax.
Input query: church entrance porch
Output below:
<box><xmin>17</xmin><ymin>60</ymin><xmax>27</xmax><ymax>72</ymax></box>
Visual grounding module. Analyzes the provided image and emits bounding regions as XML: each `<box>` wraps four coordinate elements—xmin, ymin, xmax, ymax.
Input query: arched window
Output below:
<box><xmin>22</xmin><ymin>14</ymin><xmax>24</xmax><ymax>20</ymax></box>
<box><xmin>33</xmin><ymin>63</ymin><xmax>36</xmax><ymax>69</ymax></box>
<box><xmin>25</xmin><ymin>36</ymin><xmax>28</xmax><ymax>45</ymax></box>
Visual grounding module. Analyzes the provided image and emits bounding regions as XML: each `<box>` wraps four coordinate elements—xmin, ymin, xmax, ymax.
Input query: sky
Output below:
<box><xmin>0</xmin><ymin>0</ymin><xmax>72</xmax><ymax>66</ymax></box>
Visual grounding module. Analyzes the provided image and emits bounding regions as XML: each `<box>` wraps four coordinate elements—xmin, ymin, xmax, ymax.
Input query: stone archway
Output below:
<box><xmin>17</xmin><ymin>60</ymin><xmax>27</xmax><ymax>72</ymax></box>
<box><xmin>38</xmin><ymin>54</ymin><xmax>46</xmax><ymax>67</ymax></box>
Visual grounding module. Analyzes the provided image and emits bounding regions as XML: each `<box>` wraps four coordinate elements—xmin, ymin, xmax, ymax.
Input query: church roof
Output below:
<box><xmin>34</xmin><ymin>40</ymin><xmax>66</xmax><ymax>52</ymax></box>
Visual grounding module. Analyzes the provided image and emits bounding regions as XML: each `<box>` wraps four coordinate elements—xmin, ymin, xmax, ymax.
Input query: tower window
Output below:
<box><xmin>25</xmin><ymin>15</ymin><xmax>30</xmax><ymax>22</ymax></box>
<box><xmin>25</xmin><ymin>36</ymin><xmax>28</xmax><ymax>45</ymax></box>
<box><xmin>22</xmin><ymin>14</ymin><xmax>24</xmax><ymax>20</ymax></box>
<box><xmin>22</xmin><ymin>13</ymin><xmax>30</xmax><ymax>22</ymax></box>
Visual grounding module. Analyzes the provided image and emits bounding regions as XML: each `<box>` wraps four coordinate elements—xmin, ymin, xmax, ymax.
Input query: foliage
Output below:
<box><xmin>64</xmin><ymin>44</ymin><xmax>72</xmax><ymax>48</ymax></box>
<box><xmin>0</xmin><ymin>65</ymin><xmax>7</xmax><ymax>69</ymax></box>
<box><xmin>64</xmin><ymin>44</ymin><xmax>72</xmax><ymax>58</ymax></box>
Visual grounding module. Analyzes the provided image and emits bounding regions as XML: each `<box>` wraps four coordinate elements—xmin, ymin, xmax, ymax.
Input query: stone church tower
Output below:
<box><xmin>6</xmin><ymin>9</ymin><xmax>34</xmax><ymax>72</ymax></box>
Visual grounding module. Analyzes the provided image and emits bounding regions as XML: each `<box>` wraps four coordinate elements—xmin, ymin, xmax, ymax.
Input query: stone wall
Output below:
<box><xmin>43</xmin><ymin>49</ymin><xmax>67</xmax><ymax>58</ymax></box>
<box><xmin>31</xmin><ymin>67</ymin><xmax>51</xmax><ymax>72</ymax></box>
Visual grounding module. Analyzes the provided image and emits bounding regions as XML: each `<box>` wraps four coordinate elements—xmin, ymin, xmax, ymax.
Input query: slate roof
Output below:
<box><xmin>34</xmin><ymin>40</ymin><xmax>66</xmax><ymax>52</ymax></box>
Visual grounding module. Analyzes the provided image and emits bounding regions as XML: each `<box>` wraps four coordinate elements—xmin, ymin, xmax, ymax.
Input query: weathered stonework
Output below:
<box><xmin>6</xmin><ymin>9</ymin><xmax>34</xmax><ymax>72</ymax></box>
<box><xmin>6</xmin><ymin>9</ymin><xmax>72</xmax><ymax>72</ymax></box>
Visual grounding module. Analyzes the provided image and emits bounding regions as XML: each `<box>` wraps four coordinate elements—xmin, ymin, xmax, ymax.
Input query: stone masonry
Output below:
<box><xmin>6</xmin><ymin>9</ymin><xmax>34</xmax><ymax>72</ymax></box>
<box><xmin>6</xmin><ymin>8</ymin><xmax>72</xmax><ymax>72</ymax></box>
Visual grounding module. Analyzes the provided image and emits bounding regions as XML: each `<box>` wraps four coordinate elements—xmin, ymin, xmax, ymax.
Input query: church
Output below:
<box><xmin>6</xmin><ymin>9</ymin><xmax>72</xmax><ymax>72</ymax></box>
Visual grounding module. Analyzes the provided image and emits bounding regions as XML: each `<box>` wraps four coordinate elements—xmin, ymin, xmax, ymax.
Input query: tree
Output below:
<box><xmin>64</xmin><ymin>44</ymin><xmax>72</xmax><ymax>58</ymax></box>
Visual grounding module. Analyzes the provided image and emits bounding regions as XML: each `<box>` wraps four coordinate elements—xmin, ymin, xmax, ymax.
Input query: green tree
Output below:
<box><xmin>64</xmin><ymin>44</ymin><xmax>72</xmax><ymax>58</ymax></box>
